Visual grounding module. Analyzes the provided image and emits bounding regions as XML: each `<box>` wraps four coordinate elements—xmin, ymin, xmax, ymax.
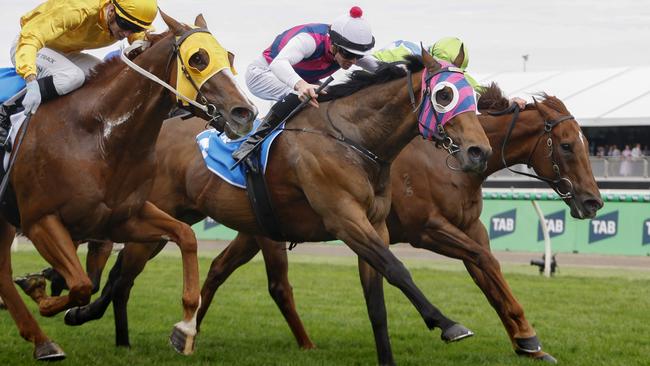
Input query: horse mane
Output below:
<box><xmin>319</xmin><ymin>55</ymin><xmax>425</xmax><ymax>102</ymax></box>
<box><xmin>477</xmin><ymin>82</ymin><xmax>510</xmax><ymax>111</ymax></box>
<box><xmin>85</xmin><ymin>31</ymin><xmax>173</xmax><ymax>85</ymax></box>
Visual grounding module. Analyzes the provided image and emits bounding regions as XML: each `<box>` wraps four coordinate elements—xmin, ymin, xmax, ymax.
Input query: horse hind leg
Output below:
<box><xmin>196</xmin><ymin>232</ymin><xmax>262</xmax><ymax>331</ymax></box>
<box><xmin>258</xmin><ymin>236</ymin><xmax>315</xmax><ymax>349</ymax></box>
<box><xmin>25</xmin><ymin>215</ymin><xmax>93</xmax><ymax>317</ymax></box>
<box><xmin>0</xmin><ymin>218</ymin><xmax>65</xmax><ymax>360</ymax></box>
<box><xmin>86</xmin><ymin>240</ymin><xmax>113</xmax><ymax>294</ymax></box>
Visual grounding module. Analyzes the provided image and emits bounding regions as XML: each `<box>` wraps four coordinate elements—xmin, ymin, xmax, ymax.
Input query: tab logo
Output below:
<box><xmin>589</xmin><ymin>211</ymin><xmax>618</xmax><ymax>244</ymax></box>
<box><xmin>490</xmin><ymin>209</ymin><xmax>516</xmax><ymax>239</ymax></box>
<box><xmin>643</xmin><ymin>219</ymin><xmax>650</xmax><ymax>246</ymax></box>
<box><xmin>204</xmin><ymin>217</ymin><xmax>221</xmax><ymax>230</ymax></box>
<box><xmin>538</xmin><ymin>210</ymin><xmax>565</xmax><ymax>241</ymax></box>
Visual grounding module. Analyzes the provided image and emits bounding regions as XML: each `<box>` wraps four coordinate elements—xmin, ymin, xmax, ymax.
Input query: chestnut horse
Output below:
<box><xmin>68</xmin><ymin>85</ymin><xmax>601</xmax><ymax>364</ymax></box>
<box><xmin>63</xmin><ymin>52</ymin><xmax>492</xmax><ymax>363</ymax></box>
<box><xmin>0</xmin><ymin>12</ymin><xmax>256</xmax><ymax>360</ymax></box>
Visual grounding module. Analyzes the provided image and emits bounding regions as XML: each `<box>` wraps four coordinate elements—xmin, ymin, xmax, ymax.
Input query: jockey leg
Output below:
<box><xmin>231</xmin><ymin>93</ymin><xmax>300</xmax><ymax>161</ymax></box>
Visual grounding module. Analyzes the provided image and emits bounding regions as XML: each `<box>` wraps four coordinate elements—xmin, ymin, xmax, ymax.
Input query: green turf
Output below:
<box><xmin>1</xmin><ymin>249</ymin><xmax>648</xmax><ymax>365</ymax></box>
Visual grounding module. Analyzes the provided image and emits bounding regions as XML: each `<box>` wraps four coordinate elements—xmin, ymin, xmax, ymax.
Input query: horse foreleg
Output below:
<box><xmin>0</xmin><ymin>219</ymin><xmax>66</xmax><ymax>360</ymax></box>
<box><xmin>463</xmin><ymin>222</ymin><xmax>556</xmax><ymax>362</ymax></box>
<box><xmin>196</xmin><ymin>232</ymin><xmax>261</xmax><ymax>330</ymax></box>
<box><xmin>357</xmin><ymin>224</ymin><xmax>394</xmax><ymax>366</ymax></box>
<box><xmin>86</xmin><ymin>240</ymin><xmax>113</xmax><ymax>294</ymax></box>
<box><xmin>110</xmin><ymin>201</ymin><xmax>199</xmax><ymax>355</ymax></box>
<box><xmin>414</xmin><ymin>218</ymin><xmax>555</xmax><ymax>362</ymax></box>
<box><xmin>323</xmin><ymin>208</ymin><xmax>472</xmax><ymax>343</ymax></box>
<box><xmin>25</xmin><ymin>215</ymin><xmax>93</xmax><ymax>317</ymax></box>
<box><xmin>258</xmin><ymin>236</ymin><xmax>315</xmax><ymax>349</ymax></box>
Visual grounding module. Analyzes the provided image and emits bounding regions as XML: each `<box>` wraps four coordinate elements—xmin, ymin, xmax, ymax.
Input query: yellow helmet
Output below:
<box><xmin>111</xmin><ymin>0</ymin><xmax>158</xmax><ymax>30</ymax></box>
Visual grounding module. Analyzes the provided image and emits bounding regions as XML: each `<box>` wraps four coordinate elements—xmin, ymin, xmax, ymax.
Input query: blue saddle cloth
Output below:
<box><xmin>196</xmin><ymin>119</ymin><xmax>284</xmax><ymax>188</ymax></box>
<box><xmin>0</xmin><ymin>68</ymin><xmax>25</xmax><ymax>103</ymax></box>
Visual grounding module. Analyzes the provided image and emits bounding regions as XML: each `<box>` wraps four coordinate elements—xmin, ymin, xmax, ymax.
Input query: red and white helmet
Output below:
<box><xmin>330</xmin><ymin>6</ymin><xmax>375</xmax><ymax>56</ymax></box>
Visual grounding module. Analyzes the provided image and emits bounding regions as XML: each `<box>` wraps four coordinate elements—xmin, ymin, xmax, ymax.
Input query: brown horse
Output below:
<box><xmin>63</xmin><ymin>51</ymin><xmax>492</xmax><ymax>364</ymax></box>
<box><xmin>0</xmin><ymin>12</ymin><xmax>256</xmax><ymax>360</ymax></box>
<box><xmin>192</xmin><ymin>87</ymin><xmax>601</xmax><ymax>363</ymax></box>
<box><xmin>68</xmin><ymin>84</ymin><xmax>601</xmax><ymax>363</ymax></box>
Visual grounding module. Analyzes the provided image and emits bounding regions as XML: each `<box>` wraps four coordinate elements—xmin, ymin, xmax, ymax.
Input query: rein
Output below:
<box><xmin>281</xmin><ymin>100</ymin><xmax>388</xmax><ymax>167</ymax></box>
<box><xmin>120</xmin><ymin>29</ymin><xmax>225</xmax><ymax>125</ymax></box>
<box><xmin>496</xmin><ymin>104</ymin><xmax>575</xmax><ymax>199</ymax></box>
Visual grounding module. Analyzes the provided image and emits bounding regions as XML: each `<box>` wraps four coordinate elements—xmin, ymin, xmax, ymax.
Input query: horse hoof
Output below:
<box><xmin>33</xmin><ymin>341</ymin><xmax>66</xmax><ymax>361</ymax></box>
<box><xmin>441</xmin><ymin>323</ymin><xmax>474</xmax><ymax>343</ymax></box>
<box><xmin>515</xmin><ymin>335</ymin><xmax>542</xmax><ymax>353</ymax></box>
<box><xmin>169</xmin><ymin>325</ymin><xmax>196</xmax><ymax>355</ymax></box>
<box><xmin>64</xmin><ymin>308</ymin><xmax>83</xmax><ymax>326</ymax></box>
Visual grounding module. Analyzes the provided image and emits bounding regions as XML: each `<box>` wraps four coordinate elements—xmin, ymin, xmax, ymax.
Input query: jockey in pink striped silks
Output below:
<box><xmin>233</xmin><ymin>6</ymin><xmax>376</xmax><ymax>161</ymax></box>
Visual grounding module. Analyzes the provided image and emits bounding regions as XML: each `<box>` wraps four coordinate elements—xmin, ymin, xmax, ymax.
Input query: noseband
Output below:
<box><xmin>495</xmin><ymin>104</ymin><xmax>575</xmax><ymax>199</ymax></box>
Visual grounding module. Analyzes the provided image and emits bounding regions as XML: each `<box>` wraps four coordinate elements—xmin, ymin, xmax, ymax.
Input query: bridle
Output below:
<box><xmin>494</xmin><ymin>104</ymin><xmax>575</xmax><ymax>200</ymax></box>
<box><xmin>120</xmin><ymin>28</ymin><xmax>226</xmax><ymax>126</ymax></box>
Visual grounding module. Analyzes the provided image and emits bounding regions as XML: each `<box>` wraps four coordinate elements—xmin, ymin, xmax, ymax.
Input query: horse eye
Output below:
<box><xmin>436</xmin><ymin>90</ymin><xmax>452</xmax><ymax>104</ymax></box>
<box><xmin>189</xmin><ymin>50</ymin><xmax>209</xmax><ymax>71</ymax></box>
<box><xmin>560</xmin><ymin>143</ymin><xmax>572</xmax><ymax>152</ymax></box>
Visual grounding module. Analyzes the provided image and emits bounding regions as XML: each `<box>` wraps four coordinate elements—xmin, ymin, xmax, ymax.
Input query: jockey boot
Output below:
<box><xmin>232</xmin><ymin>93</ymin><xmax>301</xmax><ymax>162</ymax></box>
<box><xmin>0</xmin><ymin>104</ymin><xmax>11</xmax><ymax>148</ymax></box>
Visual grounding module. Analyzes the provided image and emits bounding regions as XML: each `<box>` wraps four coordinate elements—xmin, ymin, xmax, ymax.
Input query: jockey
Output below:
<box><xmin>232</xmin><ymin>6</ymin><xmax>376</xmax><ymax>161</ymax></box>
<box><xmin>371</xmin><ymin>37</ymin><xmax>526</xmax><ymax>108</ymax></box>
<box><xmin>0</xmin><ymin>0</ymin><xmax>158</xmax><ymax>146</ymax></box>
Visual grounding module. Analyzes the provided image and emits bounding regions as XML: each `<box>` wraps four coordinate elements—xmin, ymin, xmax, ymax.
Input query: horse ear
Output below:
<box><xmin>194</xmin><ymin>13</ymin><xmax>208</xmax><ymax>28</ymax></box>
<box><xmin>420</xmin><ymin>42</ymin><xmax>441</xmax><ymax>72</ymax></box>
<box><xmin>452</xmin><ymin>44</ymin><xmax>465</xmax><ymax>68</ymax></box>
<box><xmin>532</xmin><ymin>96</ymin><xmax>548</xmax><ymax>117</ymax></box>
<box><xmin>160</xmin><ymin>9</ymin><xmax>184</xmax><ymax>35</ymax></box>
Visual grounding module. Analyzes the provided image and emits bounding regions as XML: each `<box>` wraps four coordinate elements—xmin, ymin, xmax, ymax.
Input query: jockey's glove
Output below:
<box><xmin>23</xmin><ymin>80</ymin><xmax>41</xmax><ymax>116</ymax></box>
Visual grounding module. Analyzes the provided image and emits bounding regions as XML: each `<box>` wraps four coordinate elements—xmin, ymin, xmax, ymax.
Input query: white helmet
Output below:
<box><xmin>330</xmin><ymin>6</ymin><xmax>375</xmax><ymax>55</ymax></box>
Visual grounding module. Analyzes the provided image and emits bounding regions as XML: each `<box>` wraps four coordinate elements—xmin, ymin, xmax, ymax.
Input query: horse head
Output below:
<box><xmin>528</xmin><ymin>96</ymin><xmax>603</xmax><ymax>218</ymax></box>
<box><xmin>418</xmin><ymin>46</ymin><xmax>491</xmax><ymax>173</ymax></box>
<box><xmin>158</xmin><ymin>11</ymin><xmax>257</xmax><ymax>137</ymax></box>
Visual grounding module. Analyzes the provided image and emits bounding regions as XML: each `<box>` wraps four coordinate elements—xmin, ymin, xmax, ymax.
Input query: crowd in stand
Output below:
<box><xmin>593</xmin><ymin>143</ymin><xmax>649</xmax><ymax>158</ymax></box>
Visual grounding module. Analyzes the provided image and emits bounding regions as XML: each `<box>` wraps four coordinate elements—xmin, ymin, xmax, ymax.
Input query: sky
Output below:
<box><xmin>2</xmin><ymin>0</ymin><xmax>650</xmax><ymax>111</ymax></box>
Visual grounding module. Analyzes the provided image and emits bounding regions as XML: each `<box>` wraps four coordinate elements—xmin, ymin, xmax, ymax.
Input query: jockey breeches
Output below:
<box><xmin>245</xmin><ymin>55</ymin><xmax>295</xmax><ymax>102</ymax></box>
<box><xmin>10</xmin><ymin>36</ymin><xmax>101</xmax><ymax>96</ymax></box>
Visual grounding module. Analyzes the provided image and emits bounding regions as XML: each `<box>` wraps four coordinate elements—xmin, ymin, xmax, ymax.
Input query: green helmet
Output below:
<box><xmin>429</xmin><ymin>37</ymin><xmax>469</xmax><ymax>70</ymax></box>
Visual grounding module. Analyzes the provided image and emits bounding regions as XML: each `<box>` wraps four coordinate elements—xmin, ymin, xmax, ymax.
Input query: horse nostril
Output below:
<box><xmin>231</xmin><ymin>107</ymin><xmax>255</xmax><ymax>122</ymax></box>
<box><xmin>584</xmin><ymin>198</ymin><xmax>604</xmax><ymax>213</ymax></box>
<box><xmin>467</xmin><ymin>146</ymin><xmax>485</xmax><ymax>162</ymax></box>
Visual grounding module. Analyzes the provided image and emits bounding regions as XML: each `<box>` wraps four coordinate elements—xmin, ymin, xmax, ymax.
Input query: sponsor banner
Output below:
<box><xmin>588</xmin><ymin>211</ymin><xmax>618</xmax><ymax>244</ymax></box>
<box><xmin>537</xmin><ymin>210</ymin><xmax>565</xmax><ymax>241</ymax></box>
<box><xmin>489</xmin><ymin>209</ymin><xmax>516</xmax><ymax>239</ymax></box>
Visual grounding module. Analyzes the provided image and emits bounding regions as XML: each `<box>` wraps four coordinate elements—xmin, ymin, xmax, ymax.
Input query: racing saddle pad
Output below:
<box><xmin>196</xmin><ymin>119</ymin><xmax>284</xmax><ymax>188</ymax></box>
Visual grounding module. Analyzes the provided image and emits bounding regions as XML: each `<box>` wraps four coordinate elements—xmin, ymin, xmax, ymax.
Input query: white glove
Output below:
<box><xmin>23</xmin><ymin>80</ymin><xmax>41</xmax><ymax>115</ymax></box>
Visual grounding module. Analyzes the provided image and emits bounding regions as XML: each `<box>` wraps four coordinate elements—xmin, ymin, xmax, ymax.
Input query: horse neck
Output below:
<box><xmin>482</xmin><ymin>109</ymin><xmax>543</xmax><ymax>178</ymax></box>
<box><xmin>332</xmin><ymin>72</ymin><xmax>420</xmax><ymax>162</ymax></box>
<box><xmin>95</xmin><ymin>37</ymin><xmax>175</xmax><ymax>157</ymax></box>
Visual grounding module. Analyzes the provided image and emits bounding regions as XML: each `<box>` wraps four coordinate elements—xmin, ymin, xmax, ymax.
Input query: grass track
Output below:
<box><xmin>1</xmin><ymin>248</ymin><xmax>648</xmax><ymax>365</ymax></box>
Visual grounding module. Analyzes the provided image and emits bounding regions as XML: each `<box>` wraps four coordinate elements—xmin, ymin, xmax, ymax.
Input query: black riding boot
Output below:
<box><xmin>232</xmin><ymin>93</ymin><xmax>301</xmax><ymax>162</ymax></box>
<box><xmin>0</xmin><ymin>104</ymin><xmax>10</xmax><ymax>148</ymax></box>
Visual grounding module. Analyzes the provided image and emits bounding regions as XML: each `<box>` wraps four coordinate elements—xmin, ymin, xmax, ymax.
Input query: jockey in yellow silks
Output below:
<box><xmin>0</xmin><ymin>0</ymin><xmax>158</xmax><ymax>145</ymax></box>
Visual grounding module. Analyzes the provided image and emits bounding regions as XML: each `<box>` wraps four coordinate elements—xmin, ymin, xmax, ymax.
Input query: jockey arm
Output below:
<box><xmin>269</xmin><ymin>33</ymin><xmax>321</xmax><ymax>106</ymax></box>
<box><xmin>14</xmin><ymin>10</ymin><xmax>87</xmax><ymax>79</ymax></box>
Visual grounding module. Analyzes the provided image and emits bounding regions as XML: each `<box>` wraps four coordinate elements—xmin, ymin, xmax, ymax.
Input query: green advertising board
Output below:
<box><xmin>192</xmin><ymin>190</ymin><xmax>650</xmax><ymax>256</ymax></box>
